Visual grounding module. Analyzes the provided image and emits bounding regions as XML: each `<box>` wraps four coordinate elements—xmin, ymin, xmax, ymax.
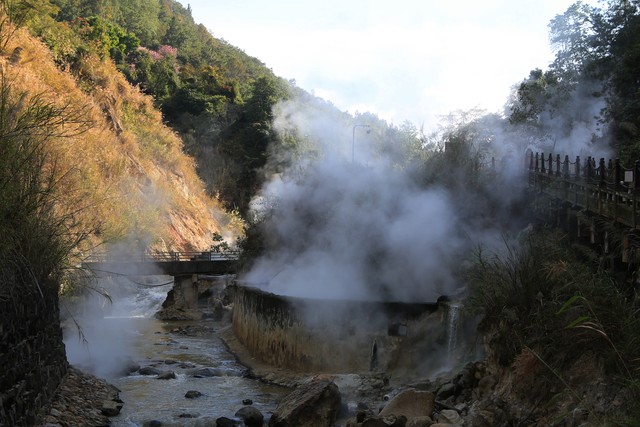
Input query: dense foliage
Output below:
<box><xmin>23</xmin><ymin>0</ymin><xmax>289</xmax><ymax>214</ymax></box>
<box><xmin>507</xmin><ymin>0</ymin><xmax>640</xmax><ymax>162</ymax></box>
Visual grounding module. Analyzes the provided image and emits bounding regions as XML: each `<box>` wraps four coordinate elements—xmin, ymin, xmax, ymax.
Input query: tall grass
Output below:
<box><xmin>467</xmin><ymin>228</ymin><xmax>640</xmax><ymax>418</ymax></box>
<box><xmin>0</xmin><ymin>70</ymin><xmax>91</xmax><ymax>301</ymax></box>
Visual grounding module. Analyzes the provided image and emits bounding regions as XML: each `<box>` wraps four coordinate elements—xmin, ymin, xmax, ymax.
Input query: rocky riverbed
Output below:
<box><xmin>40</xmin><ymin>333</ymin><xmax>636</xmax><ymax>427</ymax></box>
<box><xmin>40</xmin><ymin>366</ymin><xmax>122</xmax><ymax>427</ymax></box>
<box><xmin>42</xmin><ymin>282</ymin><xmax>637</xmax><ymax>427</ymax></box>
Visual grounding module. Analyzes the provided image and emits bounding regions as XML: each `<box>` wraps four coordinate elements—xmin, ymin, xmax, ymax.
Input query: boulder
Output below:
<box><xmin>406</xmin><ymin>416</ymin><xmax>433</xmax><ymax>427</ymax></box>
<box><xmin>156</xmin><ymin>371</ymin><xmax>176</xmax><ymax>380</ymax></box>
<box><xmin>436</xmin><ymin>409</ymin><xmax>461</xmax><ymax>425</ymax></box>
<box><xmin>138</xmin><ymin>366</ymin><xmax>162</xmax><ymax>376</ymax></box>
<box><xmin>435</xmin><ymin>383</ymin><xmax>456</xmax><ymax>401</ymax></box>
<box><xmin>473</xmin><ymin>375</ymin><xmax>496</xmax><ymax>400</ymax></box>
<box><xmin>192</xmin><ymin>367</ymin><xmax>224</xmax><ymax>377</ymax></box>
<box><xmin>269</xmin><ymin>380</ymin><xmax>341</xmax><ymax>427</ymax></box>
<box><xmin>100</xmin><ymin>400</ymin><xmax>123</xmax><ymax>416</ymax></box>
<box><xmin>185</xmin><ymin>390</ymin><xmax>203</xmax><ymax>399</ymax></box>
<box><xmin>215</xmin><ymin>417</ymin><xmax>238</xmax><ymax>427</ymax></box>
<box><xmin>235</xmin><ymin>406</ymin><xmax>264</xmax><ymax>427</ymax></box>
<box><xmin>379</xmin><ymin>389</ymin><xmax>435</xmax><ymax>419</ymax></box>
<box><xmin>155</xmin><ymin>307</ymin><xmax>202</xmax><ymax>321</ymax></box>
<box><xmin>362</xmin><ymin>415</ymin><xmax>407</xmax><ymax>426</ymax></box>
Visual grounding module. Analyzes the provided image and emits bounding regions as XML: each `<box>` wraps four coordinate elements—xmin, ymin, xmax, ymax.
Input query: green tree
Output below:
<box><xmin>218</xmin><ymin>76</ymin><xmax>287</xmax><ymax>214</ymax></box>
<box><xmin>548</xmin><ymin>1</ymin><xmax>601</xmax><ymax>82</ymax></box>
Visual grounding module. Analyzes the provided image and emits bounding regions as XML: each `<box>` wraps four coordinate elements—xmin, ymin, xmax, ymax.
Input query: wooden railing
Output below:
<box><xmin>84</xmin><ymin>250</ymin><xmax>240</xmax><ymax>263</ymax></box>
<box><xmin>527</xmin><ymin>151</ymin><xmax>640</xmax><ymax>228</ymax></box>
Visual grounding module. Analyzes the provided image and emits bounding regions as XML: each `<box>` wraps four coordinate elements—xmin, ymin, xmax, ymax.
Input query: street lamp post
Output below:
<box><xmin>352</xmin><ymin>124</ymin><xmax>371</xmax><ymax>163</ymax></box>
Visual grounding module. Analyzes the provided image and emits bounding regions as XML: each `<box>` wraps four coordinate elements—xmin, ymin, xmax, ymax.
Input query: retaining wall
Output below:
<box><xmin>0</xmin><ymin>278</ymin><xmax>67</xmax><ymax>427</ymax></box>
<box><xmin>231</xmin><ymin>285</ymin><xmax>444</xmax><ymax>373</ymax></box>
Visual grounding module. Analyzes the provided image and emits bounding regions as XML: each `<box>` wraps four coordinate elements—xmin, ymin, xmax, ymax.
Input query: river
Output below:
<box><xmin>62</xmin><ymin>275</ymin><xmax>290</xmax><ymax>427</ymax></box>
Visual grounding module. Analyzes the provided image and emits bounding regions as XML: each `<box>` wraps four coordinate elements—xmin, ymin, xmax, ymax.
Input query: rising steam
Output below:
<box><xmin>241</xmin><ymin>97</ymin><xmax>530</xmax><ymax>302</ymax></box>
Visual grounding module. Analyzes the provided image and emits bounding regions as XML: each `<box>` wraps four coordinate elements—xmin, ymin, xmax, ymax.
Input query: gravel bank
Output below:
<box><xmin>40</xmin><ymin>366</ymin><xmax>121</xmax><ymax>427</ymax></box>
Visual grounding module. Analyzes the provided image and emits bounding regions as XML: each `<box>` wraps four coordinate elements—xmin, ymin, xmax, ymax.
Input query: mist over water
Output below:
<box><xmin>63</xmin><ymin>275</ymin><xmax>172</xmax><ymax>378</ymax></box>
<box><xmin>245</xmin><ymin>160</ymin><xmax>464</xmax><ymax>301</ymax></box>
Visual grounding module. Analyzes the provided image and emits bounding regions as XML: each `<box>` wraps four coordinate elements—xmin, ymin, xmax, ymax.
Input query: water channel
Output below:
<box><xmin>63</xmin><ymin>276</ymin><xmax>290</xmax><ymax>427</ymax></box>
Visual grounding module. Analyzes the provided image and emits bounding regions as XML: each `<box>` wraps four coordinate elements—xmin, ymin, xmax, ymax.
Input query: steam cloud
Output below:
<box><xmin>244</xmin><ymin>78</ymin><xmax>613</xmax><ymax>302</ymax></box>
<box><xmin>243</xmin><ymin>98</ymin><xmax>526</xmax><ymax>302</ymax></box>
<box><xmin>63</xmin><ymin>267</ymin><xmax>171</xmax><ymax>378</ymax></box>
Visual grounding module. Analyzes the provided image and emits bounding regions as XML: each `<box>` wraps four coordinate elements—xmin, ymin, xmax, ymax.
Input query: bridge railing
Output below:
<box><xmin>527</xmin><ymin>151</ymin><xmax>640</xmax><ymax>191</ymax></box>
<box><xmin>526</xmin><ymin>151</ymin><xmax>640</xmax><ymax>228</ymax></box>
<box><xmin>83</xmin><ymin>250</ymin><xmax>240</xmax><ymax>263</ymax></box>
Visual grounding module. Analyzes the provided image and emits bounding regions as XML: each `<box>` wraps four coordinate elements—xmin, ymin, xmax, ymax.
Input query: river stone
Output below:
<box><xmin>155</xmin><ymin>307</ymin><xmax>203</xmax><ymax>321</ymax></box>
<box><xmin>192</xmin><ymin>367</ymin><xmax>223</xmax><ymax>377</ymax></box>
<box><xmin>185</xmin><ymin>390</ymin><xmax>203</xmax><ymax>399</ymax></box>
<box><xmin>406</xmin><ymin>416</ymin><xmax>433</xmax><ymax>427</ymax></box>
<box><xmin>139</xmin><ymin>366</ymin><xmax>162</xmax><ymax>376</ymax></box>
<box><xmin>379</xmin><ymin>389</ymin><xmax>435</xmax><ymax>419</ymax></box>
<box><xmin>474</xmin><ymin>375</ymin><xmax>497</xmax><ymax>400</ymax></box>
<box><xmin>215</xmin><ymin>417</ymin><xmax>238</xmax><ymax>427</ymax></box>
<box><xmin>435</xmin><ymin>383</ymin><xmax>456</xmax><ymax>401</ymax></box>
<box><xmin>235</xmin><ymin>406</ymin><xmax>264</xmax><ymax>427</ymax></box>
<box><xmin>436</xmin><ymin>409</ymin><xmax>461</xmax><ymax>424</ymax></box>
<box><xmin>100</xmin><ymin>400</ymin><xmax>123</xmax><ymax>417</ymax></box>
<box><xmin>361</xmin><ymin>415</ymin><xmax>407</xmax><ymax>426</ymax></box>
<box><xmin>269</xmin><ymin>380</ymin><xmax>341</xmax><ymax>427</ymax></box>
<box><xmin>156</xmin><ymin>371</ymin><xmax>176</xmax><ymax>380</ymax></box>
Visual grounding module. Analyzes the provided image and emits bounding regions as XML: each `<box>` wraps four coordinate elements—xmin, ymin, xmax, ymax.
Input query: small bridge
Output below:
<box><xmin>82</xmin><ymin>250</ymin><xmax>239</xmax><ymax>276</ymax></box>
<box><xmin>82</xmin><ymin>250</ymin><xmax>240</xmax><ymax>311</ymax></box>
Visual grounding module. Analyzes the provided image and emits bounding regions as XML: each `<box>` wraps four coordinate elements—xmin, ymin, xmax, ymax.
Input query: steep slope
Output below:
<box><xmin>3</xmin><ymin>27</ymin><xmax>240</xmax><ymax>255</ymax></box>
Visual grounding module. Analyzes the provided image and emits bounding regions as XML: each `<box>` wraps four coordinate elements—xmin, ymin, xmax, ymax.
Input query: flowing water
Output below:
<box><xmin>445</xmin><ymin>302</ymin><xmax>461</xmax><ymax>364</ymax></box>
<box><xmin>63</xmin><ymin>276</ymin><xmax>289</xmax><ymax>427</ymax></box>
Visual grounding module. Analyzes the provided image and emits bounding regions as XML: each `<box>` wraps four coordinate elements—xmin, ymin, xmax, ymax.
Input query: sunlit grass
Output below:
<box><xmin>2</xmin><ymin>25</ymin><xmax>239</xmax><ymax>260</ymax></box>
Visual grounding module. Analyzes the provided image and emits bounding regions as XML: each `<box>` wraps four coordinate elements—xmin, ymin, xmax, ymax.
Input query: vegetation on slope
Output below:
<box><xmin>2</xmin><ymin>13</ymin><xmax>239</xmax><ymax>256</ymax></box>
<box><xmin>467</xmin><ymin>229</ymin><xmax>640</xmax><ymax>422</ymax></box>
<box><xmin>21</xmin><ymin>0</ymin><xmax>289</xmax><ymax>215</ymax></box>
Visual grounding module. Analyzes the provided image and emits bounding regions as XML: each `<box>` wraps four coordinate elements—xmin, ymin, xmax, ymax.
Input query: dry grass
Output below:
<box><xmin>2</xmin><ymin>26</ymin><xmax>242</xmax><ymax>257</ymax></box>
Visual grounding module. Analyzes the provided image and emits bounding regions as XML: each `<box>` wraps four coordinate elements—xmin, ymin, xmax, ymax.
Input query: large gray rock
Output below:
<box><xmin>100</xmin><ymin>400</ymin><xmax>123</xmax><ymax>417</ymax></box>
<box><xmin>269</xmin><ymin>380</ymin><xmax>341</xmax><ymax>427</ymax></box>
<box><xmin>235</xmin><ymin>406</ymin><xmax>264</xmax><ymax>427</ymax></box>
<box><xmin>138</xmin><ymin>366</ymin><xmax>162</xmax><ymax>376</ymax></box>
<box><xmin>406</xmin><ymin>416</ymin><xmax>433</xmax><ymax>427</ymax></box>
<box><xmin>155</xmin><ymin>307</ymin><xmax>202</xmax><ymax>321</ymax></box>
<box><xmin>379</xmin><ymin>389</ymin><xmax>435</xmax><ymax>419</ymax></box>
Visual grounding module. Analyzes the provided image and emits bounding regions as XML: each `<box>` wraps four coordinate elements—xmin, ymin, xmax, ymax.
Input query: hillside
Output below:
<box><xmin>2</xmin><ymin>25</ymin><xmax>240</xmax><ymax>255</ymax></box>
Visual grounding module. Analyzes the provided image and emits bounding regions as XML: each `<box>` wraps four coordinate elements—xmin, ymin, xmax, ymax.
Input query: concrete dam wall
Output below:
<box><xmin>231</xmin><ymin>285</ymin><xmax>449</xmax><ymax>373</ymax></box>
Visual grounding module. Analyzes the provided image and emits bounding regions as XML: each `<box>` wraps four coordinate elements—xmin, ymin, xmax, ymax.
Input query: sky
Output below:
<box><xmin>179</xmin><ymin>0</ymin><xmax>597</xmax><ymax>130</ymax></box>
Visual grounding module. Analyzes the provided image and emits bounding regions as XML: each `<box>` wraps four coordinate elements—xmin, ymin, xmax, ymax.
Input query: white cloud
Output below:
<box><xmin>182</xmin><ymin>0</ymin><xmax>599</xmax><ymax>129</ymax></box>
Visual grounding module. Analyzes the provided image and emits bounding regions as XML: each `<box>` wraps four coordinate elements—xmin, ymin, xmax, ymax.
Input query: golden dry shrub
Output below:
<box><xmin>1</xmin><ymin>26</ymin><xmax>240</xmax><ymax>257</ymax></box>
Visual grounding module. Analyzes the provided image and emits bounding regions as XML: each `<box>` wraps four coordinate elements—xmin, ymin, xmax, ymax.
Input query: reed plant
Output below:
<box><xmin>467</xmin><ymin>228</ymin><xmax>640</xmax><ymax>420</ymax></box>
